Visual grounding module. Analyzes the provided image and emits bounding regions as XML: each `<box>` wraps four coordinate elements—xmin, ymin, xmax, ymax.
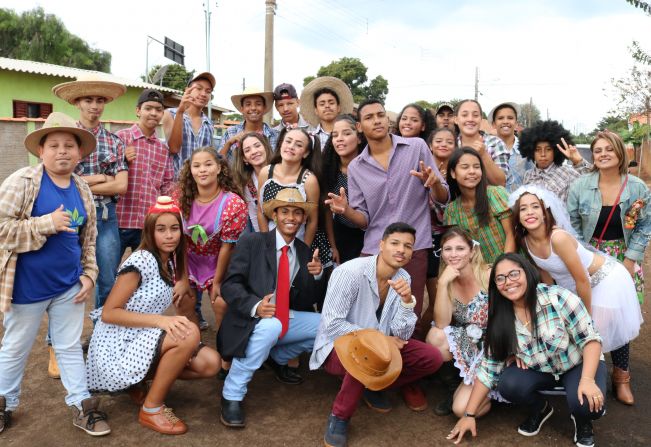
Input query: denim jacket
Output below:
<box><xmin>567</xmin><ymin>171</ymin><xmax>651</xmax><ymax>262</ymax></box>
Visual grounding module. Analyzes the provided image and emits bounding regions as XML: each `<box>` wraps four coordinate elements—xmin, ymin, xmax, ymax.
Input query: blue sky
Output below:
<box><xmin>3</xmin><ymin>0</ymin><xmax>650</xmax><ymax>132</ymax></box>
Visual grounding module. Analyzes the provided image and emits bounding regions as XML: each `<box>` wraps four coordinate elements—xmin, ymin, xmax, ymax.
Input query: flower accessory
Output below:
<box><xmin>466</xmin><ymin>324</ymin><xmax>483</xmax><ymax>343</ymax></box>
<box><xmin>472</xmin><ymin>239</ymin><xmax>481</xmax><ymax>248</ymax></box>
<box><xmin>624</xmin><ymin>199</ymin><xmax>645</xmax><ymax>230</ymax></box>
<box><xmin>148</xmin><ymin>196</ymin><xmax>181</xmax><ymax>215</ymax></box>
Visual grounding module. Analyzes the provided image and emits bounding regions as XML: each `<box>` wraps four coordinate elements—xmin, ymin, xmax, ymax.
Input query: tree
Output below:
<box><xmin>303</xmin><ymin>57</ymin><xmax>389</xmax><ymax>103</ymax></box>
<box><xmin>519</xmin><ymin>102</ymin><xmax>542</xmax><ymax>128</ymax></box>
<box><xmin>593</xmin><ymin>115</ymin><xmax>629</xmax><ymax>134</ymax></box>
<box><xmin>625</xmin><ymin>0</ymin><xmax>651</xmax><ymax>65</ymax></box>
<box><xmin>143</xmin><ymin>64</ymin><xmax>194</xmax><ymax>91</ymax></box>
<box><xmin>0</xmin><ymin>7</ymin><xmax>111</xmax><ymax>72</ymax></box>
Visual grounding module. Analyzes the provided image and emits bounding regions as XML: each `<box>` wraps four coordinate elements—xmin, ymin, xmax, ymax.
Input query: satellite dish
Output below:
<box><xmin>151</xmin><ymin>65</ymin><xmax>171</xmax><ymax>85</ymax></box>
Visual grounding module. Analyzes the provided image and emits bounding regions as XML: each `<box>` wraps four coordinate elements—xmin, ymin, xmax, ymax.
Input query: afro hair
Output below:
<box><xmin>519</xmin><ymin>120</ymin><xmax>573</xmax><ymax>166</ymax></box>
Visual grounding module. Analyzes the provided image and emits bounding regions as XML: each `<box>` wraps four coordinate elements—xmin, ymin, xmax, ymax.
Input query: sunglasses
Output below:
<box><xmin>494</xmin><ymin>269</ymin><xmax>522</xmax><ymax>285</ymax></box>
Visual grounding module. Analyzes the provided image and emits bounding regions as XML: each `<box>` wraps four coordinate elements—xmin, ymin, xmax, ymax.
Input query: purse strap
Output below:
<box><xmin>596</xmin><ymin>175</ymin><xmax>628</xmax><ymax>248</ymax></box>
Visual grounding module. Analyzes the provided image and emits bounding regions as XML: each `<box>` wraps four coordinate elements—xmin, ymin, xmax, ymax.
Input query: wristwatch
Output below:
<box><xmin>464</xmin><ymin>412</ymin><xmax>476</xmax><ymax>418</ymax></box>
<box><xmin>400</xmin><ymin>295</ymin><xmax>417</xmax><ymax>309</ymax></box>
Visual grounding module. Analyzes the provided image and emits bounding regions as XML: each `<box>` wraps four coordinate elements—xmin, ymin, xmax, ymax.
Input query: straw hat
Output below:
<box><xmin>488</xmin><ymin>101</ymin><xmax>520</xmax><ymax>123</ymax></box>
<box><xmin>299</xmin><ymin>76</ymin><xmax>354</xmax><ymax>127</ymax></box>
<box><xmin>262</xmin><ymin>187</ymin><xmax>316</xmax><ymax>220</ymax></box>
<box><xmin>230</xmin><ymin>87</ymin><xmax>274</xmax><ymax>114</ymax></box>
<box><xmin>24</xmin><ymin>112</ymin><xmax>96</xmax><ymax>158</ymax></box>
<box><xmin>52</xmin><ymin>73</ymin><xmax>127</xmax><ymax>104</ymax></box>
<box><xmin>334</xmin><ymin>329</ymin><xmax>402</xmax><ymax>391</ymax></box>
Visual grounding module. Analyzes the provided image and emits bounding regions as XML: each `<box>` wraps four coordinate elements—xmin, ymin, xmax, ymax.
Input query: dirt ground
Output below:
<box><xmin>1</xmin><ymin>253</ymin><xmax>650</xmax><ymax>447</ymax></box>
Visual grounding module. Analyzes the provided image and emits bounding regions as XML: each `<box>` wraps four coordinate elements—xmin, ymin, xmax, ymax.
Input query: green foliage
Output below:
<box><xmin>625</xmin><ymin>1</ymin><xmax>651</xmax><ymax>64</ymax></box>
<box><xmin>622</xmin><ymin>121</ymin><xmax>651</xmax><ymax>147</ymax></box>
<box><xmin>144</xmin><ymin>64</ymin><xmax>194</xmax><ymax>91</ymax></box>
<box><xmin>303</xmin><ymin>57</ymin><xmax>389</xmax><ymax>103</ymax></box>
<box><xmin>593</xmin><ymin>115</ymin><xmax>629</xmax><ymax>134</ymax></box>
<box><xmin>0</xmin><ymin>7</ymin><xmax>111</xmax><ymax>72</ymax></box>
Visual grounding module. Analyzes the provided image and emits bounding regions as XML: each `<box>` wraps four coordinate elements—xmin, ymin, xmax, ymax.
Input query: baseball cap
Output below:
<box><xmin>273</xmin><ymin>83</ymin><xmax>298</xmax><ymax>101</ymax></box>
<box><xmin>137</xmin><ymin>89</ymin><xmax>164</xmax><ymax>107</ymax></box>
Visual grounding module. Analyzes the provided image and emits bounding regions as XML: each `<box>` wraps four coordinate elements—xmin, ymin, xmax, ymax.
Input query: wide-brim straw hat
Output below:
<box><xmin>24</xmin><ymin>112</ymin><xmax>96</xmax><ymax>158</ymax></box>
<box><xmin>334</xmin><ymin>328</ymin><xmax>402</xmax><ymax>391</ymax></box>
<box><xmin>299</xmin><ymin>76</ymin><xmax>354</xmax><ymax>127</ymax></box>
<box><xmin>262</xmin><ymin>187</ymin><xmax>316</xmax><ymax>220</ymax></box>
<box><xmin>52</xmin><ymin>73</ymin><xmax>127</xmax><ymax>104</ymax></box>
<box><xmin>231</xmin><ymin>87</ymin><xmax>274</xmax><ymax>114</ymax></box>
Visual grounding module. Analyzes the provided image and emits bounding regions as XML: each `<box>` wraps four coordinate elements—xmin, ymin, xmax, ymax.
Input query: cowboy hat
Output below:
<box><xmin>299</xmin><ymin>76</ymin><xmax>354</xmax><ymax>127</ymax></box>
<box><xmin>52</xmin><ymin>73</ymin><xmax>126</xmax><ymax>104</ymax></box>
<box><xmin>334</xmin><ymin>328</ymin><xmax>402</xmax><ymax>391</ymax></box>
<box><xmin>24</xmin><ymin>112</ymin><xmax>96</xmax><ymax>158</ymax></box>
<box><xmin>231</xmin><ymin>87</ymin><xmax>274</xmax><ymax>114</ymax></box>
<box><xmin>188</xmin><ymin>71</ymin><xmax>216</xmax><ymax>89</ymax></box>
<box><xmin>488</xmin><ymin>101</ymin><xmax>520</xmax><ymax>123</ymax></box>
<box><xmin>262</xmin><ymin>187</ymin><xmax>316</xmax><ymax>220</ymax></box>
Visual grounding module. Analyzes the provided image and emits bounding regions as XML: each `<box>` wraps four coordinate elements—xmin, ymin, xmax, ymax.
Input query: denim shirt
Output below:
<box><xmin>567</xmin><ymin>171</ymin><xmax>651</xmax><ymax>262</ymax></box>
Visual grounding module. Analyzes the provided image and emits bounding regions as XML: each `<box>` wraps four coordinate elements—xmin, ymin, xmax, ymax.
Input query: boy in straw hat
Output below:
<box><xmin>161</xmin><ymin>72</ymin><xmax>216</xmax><ymax>177</ymax></box>
<box><xmin>0</xmin><ymin>112</ymin><xmax>111</xmax><ymax>436</ymax></box>
<box><xmin>52</xmin><ymin>74</ymin><xmax>128</xmax><ymax>318</ymax></box>
<box><xmin>217</xmin><ymin>188</ymin><xmax>323</xmax><ymax>428</ymax></box>
<box><xmin>299</xmin><ymin>76</ymin><xmax>354</xmax><ymax>148</ymax></box>
<box><xmin>310</xmin><ymin>222</ymin><xmax>443</xmax><ymax>447</ymax></box>
<box><xmin>217</xmin><ymin>86</ymin><xmax>279</xmax><ymax>160</ymax></box>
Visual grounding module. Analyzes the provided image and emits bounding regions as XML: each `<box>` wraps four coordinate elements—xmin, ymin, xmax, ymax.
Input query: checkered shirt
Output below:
<box><xmin>522</xmin><ymin>160</ymin><xmax>592</xmax><ymax>203</ymax></box>
<box><xmin>476</xmin><ymin>284</ymin><xmax>602</xmax><ymax>391</ymax></box>
<box><xmin>116</xmin><ymin>124</ymin><xmax>174</xmax><ymax>229</ymax></box>
<box><xmin>168</xmin><ymin>108</ymin><xmax>214</xmax><ymax>176</ymax></box>
<box><xmin>74</xmin><ymin>122</ymin><xmax>127</xmax><ymax>206</ymax></box>
<box><xmin>458</xmin><ymin>132</ymin><xmax>511</xmax><ymax>175</ymax></box>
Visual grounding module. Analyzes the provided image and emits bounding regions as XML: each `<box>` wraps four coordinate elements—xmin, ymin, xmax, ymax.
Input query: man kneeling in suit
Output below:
<box><xmin>218</xmin><ymin>188</ymin><xmax>323</xmax><ymax>428</ymax></box>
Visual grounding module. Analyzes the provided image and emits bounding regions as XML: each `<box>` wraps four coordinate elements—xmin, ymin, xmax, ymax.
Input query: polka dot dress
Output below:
<box><xmin>85</xmin><ymin>250</ymin><xmax>173</xmax><ymax>392</ymax></box>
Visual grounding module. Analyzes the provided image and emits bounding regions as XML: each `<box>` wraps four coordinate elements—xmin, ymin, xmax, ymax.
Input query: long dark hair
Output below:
<box><xmin>485</xmin><ymin>253</ymin><xmax>539</xmax><ymax>361</ymax></box>
<box><xmin>446</xmin><ymin>147</ymin><xmax>490</xmax><ymax>226</ymax></box>
<box><xmin>320</xmin><ymin>114</ymin><xmax>364</xmax><ymax>196</ymax></box>
<box><xmin>270</xmin><ymin>127</ymin><xmax>321</xmax><ymax>177</ymax></box>
<box><xmin>512</xmin><ymin>192</ymin><xmax>557</xmax><ymax>256</ymax></box>
<box><xmin>136</xmin><ymin>212</ymin><xmax>187</xmax><ymax>286</ymax></box>
<box><xmin>395</xmin><ymin>103</ymin><xmax>435</xmax><ymax>141</ymax></box>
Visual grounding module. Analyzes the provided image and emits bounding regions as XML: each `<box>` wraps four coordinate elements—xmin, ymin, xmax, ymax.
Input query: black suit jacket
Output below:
<box><xmin>217</xmin><ymin>229</ymin><xmax>320</xmax><ymax>358</ymax></box>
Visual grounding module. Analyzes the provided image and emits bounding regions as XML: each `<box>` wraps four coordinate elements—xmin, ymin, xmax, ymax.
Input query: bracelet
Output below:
<box><xmin>464</xmin><ymin>412</ymin><xmax>476</xmax><ymax>418</ymax></box>
<box><xmin>580</xmin><ymin>376</ymin><xmax>595</xmax><ymax>383</ymax></box>
<box><xmin>400</xmin><ymin>295</ymin><xmax>417</xmax><ymax>309</ymax></box>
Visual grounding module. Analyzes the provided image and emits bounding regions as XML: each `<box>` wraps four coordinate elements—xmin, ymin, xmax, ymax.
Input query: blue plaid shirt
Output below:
<box><xmin>504</xmin><ymin>137</ymin><xmax>534</xmax><ymax>193</ymax></box>
<box><xmin>217</xmin><ymin>121</ymin><xmax>279</xmax><ymax>161</ymax></box>
<box><xmin>168</xmin><ymin>108</ymin><xmax>213</xmax><ymax>177</ymax></box>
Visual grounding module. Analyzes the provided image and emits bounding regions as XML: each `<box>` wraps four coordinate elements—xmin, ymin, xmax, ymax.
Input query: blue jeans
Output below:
<box><xmin>119</xmin><ymin>228</ymin><xmax>142</xmax><ymax>258</ymax></box>
<box><xmin>222</xmin><ymin>311</ymin><xmax>321</xmax><ymax>401</ymax></box>
<box><xmin>0</xmin><ymin>283</ymin><xmax>90</xmax><ymax>410</ymax></box>
<box><xmin>95</xmin><ymin>202</ymin><xmax>120</xmax><ymax>309</ymax></box>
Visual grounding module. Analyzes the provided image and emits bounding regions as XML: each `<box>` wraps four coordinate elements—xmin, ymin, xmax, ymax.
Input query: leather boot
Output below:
<box><xmin>433</xmin><ymin>361</ymin><xmax>461</xmax><ymax>416</ymax></box>
<box><xmin>48</xmin><ymin>346</ymin><xmax>60</xmax><ymax>379</ymax></box>
<box><xmin>612</xmin><ymin>367</ymin><xmax>634</xmax><ymax>405</ymax></box>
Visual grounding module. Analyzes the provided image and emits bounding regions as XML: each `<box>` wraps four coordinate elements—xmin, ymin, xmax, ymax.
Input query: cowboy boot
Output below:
<box><xmin>612</xmin><ymin>367</ymin><xmax>634</xmax><ymax>405</ymax></box>
<box><xmin>433</xmin><ymin>361</ymin><xmax>461</xmax><ymax>416</ymax></box>
<box><xmin>48</xmin><ymin>345</ymin><xmax>60</xmax><ymax>379</ymax></box>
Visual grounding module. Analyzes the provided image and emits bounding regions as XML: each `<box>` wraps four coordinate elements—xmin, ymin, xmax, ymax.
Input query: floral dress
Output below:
<box><xmin>86</xmin><ymin>250</ymin><xmax>173</xmax><ymax>392</ymax></box>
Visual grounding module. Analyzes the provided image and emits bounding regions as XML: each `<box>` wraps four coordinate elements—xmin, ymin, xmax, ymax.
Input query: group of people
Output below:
<box><xmin>0</xmin><ymin>70</ymin><xmax>648</xmax><ymax>447</ymax></box>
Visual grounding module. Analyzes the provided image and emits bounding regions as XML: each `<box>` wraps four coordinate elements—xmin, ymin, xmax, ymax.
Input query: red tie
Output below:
<box><xmin>276</xmin><ymin>245</ymin><xmax>290</xmax><ymax>339</ymax></box>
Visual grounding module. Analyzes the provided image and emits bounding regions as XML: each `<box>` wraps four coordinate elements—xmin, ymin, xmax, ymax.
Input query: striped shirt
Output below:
<box><xmin>167</xmin><ymin>108</ymin><xmax>213</xmax><ymax>177</ymax></box>
<box><xmin>476</xmin><ymin>284</ymin><xmax>602</xmax><ymax>391</ymax></box>
<box><xmin>116</xmin><ymin>124</ymin><xmax>174</xmax><ymax>229</ymax></box>
<box><xmin>74</xmin><ymin>122</ymin><xmax>127</xmax><ymax>206</ymax></box>
<box><xmin>523</xmin><ymin>160</ymin><xmax>592</xmax><ymax>203</ymax></box>
<box><xmin>309</xmin><ymin>255</ymin><xmax>417</xmax><ymax>370</ymax></box>
<box><xmin>0</xmin><ymin>164</ymin><xmax>98</xmax><ymax>311</ymax></box>
<box><xmin>444</xmin><ymin>185</ymin><xmax>511</xmax><ymax>265</ymax></box>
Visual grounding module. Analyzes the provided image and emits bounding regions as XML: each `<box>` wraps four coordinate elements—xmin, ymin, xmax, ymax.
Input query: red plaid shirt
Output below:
<box><xmin>75</xmin><ymin>122</ymin><xmax>127</xmax><ymax>205</ymax></box>
<box><xmin>116</xmin><ymin>124</ymin><xmax>174</xmax><ymax>229</ymax></box>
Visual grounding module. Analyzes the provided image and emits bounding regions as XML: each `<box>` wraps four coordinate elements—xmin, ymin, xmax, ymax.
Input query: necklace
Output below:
<box><xmin>196</xmin><ymin>188</ymin><xmax>221</xmax><ymax>204</ymax></box>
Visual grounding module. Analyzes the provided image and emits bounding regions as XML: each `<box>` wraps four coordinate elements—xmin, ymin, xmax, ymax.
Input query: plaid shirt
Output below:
<box><xmin>0</xmin><ymin>164</ymin><xmax>98</xmax><ymax>312</ymax></box>
<box><xmin>168</xmin><ymin>108</ymin><xmax>214</xmax><ymax>177</ymax></box>
<box><xmin>458</xmin><ymin>132</ymin><xmax>510</xmax><ymax>176</ymax></box>
<box><xmin>116</xmin><ymin>124</ymin><xmax>174</xmax><ymax>229</ymax></box>
<box><xmin>523</xmin><ymin>160</ymin><xmax>592</xmax><ymax>203</ymax></box>
<box><xmin>217</xmin><ymin>121</ymin><xmax>279</xmax><ymax>161</ymax></box>
<box><xmin>75</xmin><ymin>122</ymin><xmax>127</xmax><ymax>206</ymax></box>
<box><xmin>476</xmin><ymin>284</ymin><xmax>602</xmax><ymax>390</ymax></box>
<box><xmin>273</xmin><ymin>114</ymin><xmax>313</xmax><ymax>133</ymax></box>
<box><xmin>444</xmin><ymin>186</ymin><xmax>511</xmax><ymax>264</ymax></box>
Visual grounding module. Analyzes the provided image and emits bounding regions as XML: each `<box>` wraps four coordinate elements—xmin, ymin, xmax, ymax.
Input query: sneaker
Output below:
<box><xmin>517</xmin><ymin>401</ymin><xmax>553</xmax><ymax>436</ymax></box>
<box><xmin>401</xmin><ymin>384</ymin><xmax>428</xmax><ymax>411</ymax></box>
<box><xmin>324</xmin><ymin>413</ymin><xmax>348</xmax><ymax>447</ymax></box>
<box><xmin>72</xmin><ymin>397</ymin><xmax>111</xmax><ymax>436</ymax></box>
<box><xmin>0</xmin><ymin>396</ymin><xmax>11</xmax><ymax>434</ymax></box>
<box><xmin>139</xmin><ymin>405</ymin><xmax>187</xmax><ymax>435</ymax></box>
<box><xmin>362</xmin><ymin>389</ymin><xmax>392</xmax><ymax>413</ymax></box>
<box><xmin>571</xmin><ymin>414</ymin><xmax>595</xmax><ymax>447</ymax></box>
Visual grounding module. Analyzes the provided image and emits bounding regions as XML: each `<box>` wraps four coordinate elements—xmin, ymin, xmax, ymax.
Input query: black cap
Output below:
<box><xmin>273</xmin><ymin>83</ymin><xmax>298</xmax><ymax>101</ymax></box>
<box><xmin>137</xmin><ymin>89</ymin><xmax>164</xmax><ymax>107</ymax></box>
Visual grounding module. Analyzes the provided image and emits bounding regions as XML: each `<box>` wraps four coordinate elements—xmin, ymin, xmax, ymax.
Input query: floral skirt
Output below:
<box><xmin>590</xmin><ymin>238</ymin><xmax>644</xmax><ymax>304</ymax></box>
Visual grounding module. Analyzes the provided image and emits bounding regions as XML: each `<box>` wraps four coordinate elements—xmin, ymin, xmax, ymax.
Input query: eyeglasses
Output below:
<box><xmin>494</xmin><ymin>269</ymin><xmax>522</xmax><ymax>285</ymax></box>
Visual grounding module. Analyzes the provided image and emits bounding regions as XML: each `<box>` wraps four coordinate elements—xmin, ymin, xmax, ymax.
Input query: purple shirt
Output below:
<box><xmin>348</xmin><ymin>135</ymin><xmax>448</xmax><ymax>254</ymax></box>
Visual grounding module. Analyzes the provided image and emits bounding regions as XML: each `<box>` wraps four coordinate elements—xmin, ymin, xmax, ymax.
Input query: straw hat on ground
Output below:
<box><xmin>334</xmin><ymin>328</ymin><xmax>402</xmax><ymax>391</ymax></box>
<box><xmin>299</xmin><ymin>76</ymin><xmax>354</xmax><ymax>127</ymax></box>
<box><xmin>52</xmin><ymin>73</ymin><xmax>126</xmax><ymax>104</ymax></box>
<box><xmin>24</xmin><ymin>112</ymin><xmax>96</xmax><ymax>158</ymax></box>
<box><xmin>231</xmin><ymin>87</ymin><xmax>274</xmax><ymax>114</ymax></box>
<box><xmin>262</xmin><ymin>187</ymin><xmax>316</xmax><ymax>220</ymax></box>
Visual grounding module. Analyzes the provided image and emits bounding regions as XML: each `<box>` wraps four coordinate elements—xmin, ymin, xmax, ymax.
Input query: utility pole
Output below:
<box><xmin>528</xmin><ymin>97</ymin><xmax>533</xmax><ymax>127</ymax></box>
<box><xmin>264</xmin><ymin>0</ymin><xmax>276</xmax><ymax>124</ymax></box>
<box><xmin>474</xmin><ymin>67</ymin><xmax>479</xmax><ymax>101</ymax></box>
<box><xmin>204</xmin><ymin>2</ymin><xmax>213</xmax><ymax>121</ymax></box>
